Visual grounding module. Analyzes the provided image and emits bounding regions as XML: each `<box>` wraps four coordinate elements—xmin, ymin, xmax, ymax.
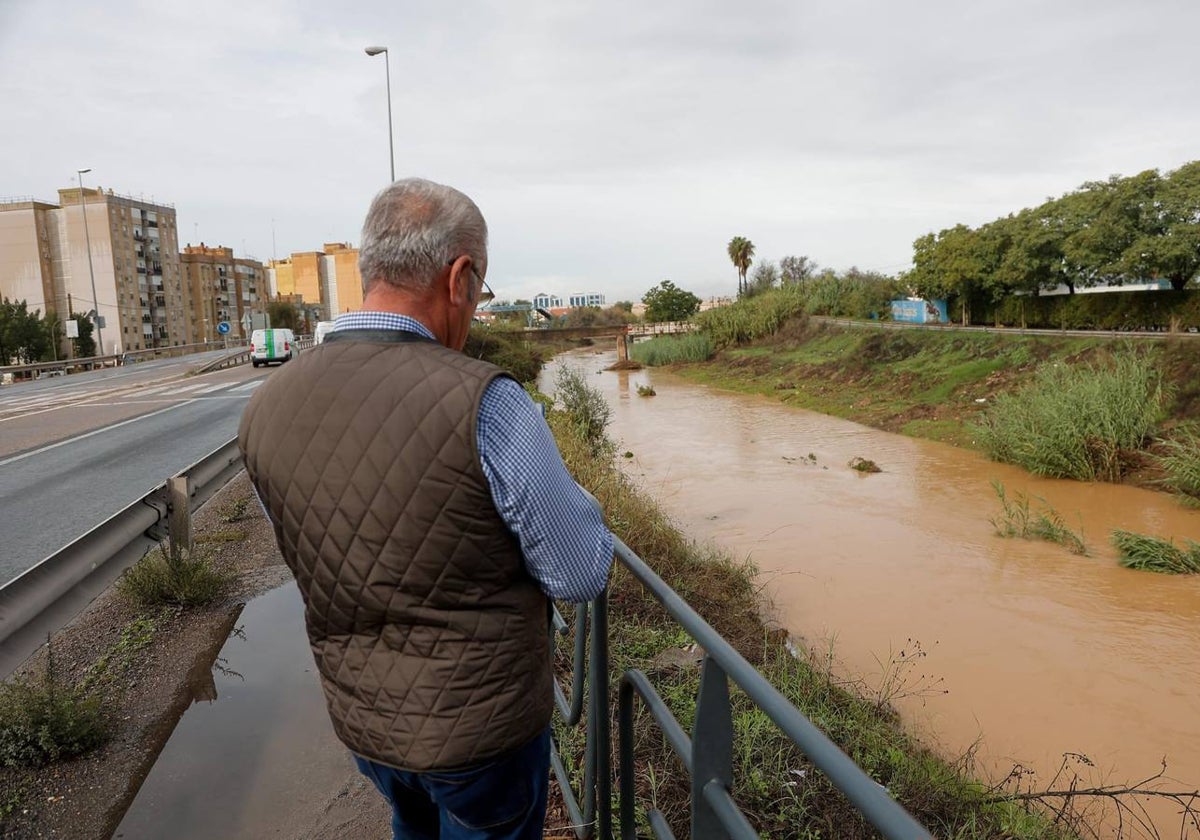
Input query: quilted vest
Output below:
<box><xmin>238</xmin><ymin>332</ymin><xmax>553</xmax><ymax>771</ymax></box>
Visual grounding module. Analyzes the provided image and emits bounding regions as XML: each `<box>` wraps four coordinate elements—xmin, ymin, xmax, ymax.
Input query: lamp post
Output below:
<box><xmin>364</xmin><ymin>46</ymin><xmax>395</xmax><ymax>181</ymax></box>
<box><xmin>76</xmin><ymin>168</ymin><xmax>104</xmax><ymax>357</ymax></box>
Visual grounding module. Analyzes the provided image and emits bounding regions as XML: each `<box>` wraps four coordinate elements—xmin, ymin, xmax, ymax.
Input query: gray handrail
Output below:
<box><xmin>551</xmin><ymin>537</ymin><xmax>933</xmax><ymax>839</ymax></box>
<box><xmin>0</xmin><ymin>439</ymin><xmax>243</xmax><ymax>679</ymax></box>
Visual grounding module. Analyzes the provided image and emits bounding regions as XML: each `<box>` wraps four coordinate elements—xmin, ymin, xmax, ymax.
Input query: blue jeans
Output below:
<box><xmin>353</xmin><ymin>728</ymin><xmax>551</xmax><ymax>840</ymax></box>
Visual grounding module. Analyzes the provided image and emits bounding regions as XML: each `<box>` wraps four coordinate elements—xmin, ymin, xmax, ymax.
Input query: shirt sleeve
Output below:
<box><xmin>477</xmin><ymin>376</ymin><xmax>614</xmax><ymax>602</ymax></box>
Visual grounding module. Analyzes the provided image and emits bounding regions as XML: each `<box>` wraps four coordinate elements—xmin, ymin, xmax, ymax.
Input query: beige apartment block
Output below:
<box><xmin>181</xmin><ymin>244</ymin><xmax>266</xmax><ymax>341</ymax></box>
<box><xmin>265</xmin><ymin>242</ymin><xmax>363</xmax><ymax>319</ymax></box>
<box><xmin>0</xmin><ymin>187</ymin><xmax>184</xmax><ymax>355</ymax></box>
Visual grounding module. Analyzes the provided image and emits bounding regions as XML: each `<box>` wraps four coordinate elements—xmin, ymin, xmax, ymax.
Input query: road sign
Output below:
<box><xmin>217</xmin><ymin>321</ymin><xmax>231</xmax><ymax>335</ymax></box>
<box><xmin>241</xmin><ymin>312</ymin><xmax>253</xmax><ymax>332</ymax></box>
<box><xmin>65</xmin><ymin>320</ymin><xmax>79</xmax><ymax>339</ymax></box>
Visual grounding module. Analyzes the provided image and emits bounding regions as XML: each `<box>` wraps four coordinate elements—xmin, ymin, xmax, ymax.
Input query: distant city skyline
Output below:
<box><xmin>3</xmin><ymin>1</ymin><xmax>1199</xmax><ymax>305</ymax></box>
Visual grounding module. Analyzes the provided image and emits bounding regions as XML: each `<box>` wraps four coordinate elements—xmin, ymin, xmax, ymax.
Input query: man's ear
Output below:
<box><xmin>447</xmin><ymin>256</ymin><xmax>473</xmax><ymax>307</ymax></box>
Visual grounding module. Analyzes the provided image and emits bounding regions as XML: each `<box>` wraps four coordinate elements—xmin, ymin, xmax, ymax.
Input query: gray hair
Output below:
<box><xmin>358</xmin><ymin>178</ymin><xmax>488</xmax><ymax>293</ymax></box>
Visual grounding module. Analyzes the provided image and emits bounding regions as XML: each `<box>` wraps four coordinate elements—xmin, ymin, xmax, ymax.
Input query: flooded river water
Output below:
<box><xmin>543</xmin><ymin>348</ymin><xmax>1200</xmax><ymax>834</ymax></box>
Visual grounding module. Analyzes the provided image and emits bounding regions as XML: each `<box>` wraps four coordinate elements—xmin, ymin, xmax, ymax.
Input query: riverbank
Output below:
<box><xmin>672</xmin><ymin>318</ymin><xmax>1200</xmax><ymax>462</ymax></box>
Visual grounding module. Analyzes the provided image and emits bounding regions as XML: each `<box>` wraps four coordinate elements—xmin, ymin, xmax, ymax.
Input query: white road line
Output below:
<box><xmin>194</xmin><ymin>382</ymin><xmax>236</xmax><ymax>394</ymax></box>
<box><xmin>229</xmin><ymin>380</ymin><xmax>264</xmax><ymax>392</ymax></box>
<box><xmin>158</xmin><ymin>383</ymin><xmax>211</xmax><ymax>395</ymax></box>
<box><xmin>0</xmin><ymin>401</ymin><xmax>199</xmax><ymax>468</ymax></box>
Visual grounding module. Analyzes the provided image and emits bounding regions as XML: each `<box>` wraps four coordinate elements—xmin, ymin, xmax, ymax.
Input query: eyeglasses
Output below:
<box><xmin>447</xmin><ymin>258</ymin><xmax>494</xmax><ymax>309</ymax></box>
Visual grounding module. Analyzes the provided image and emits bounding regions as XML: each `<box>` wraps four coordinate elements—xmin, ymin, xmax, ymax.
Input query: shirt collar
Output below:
<box><xmin>331</xmin><ymin>311</ymin><xmax>437</xmax><ymax>342</ymax></box>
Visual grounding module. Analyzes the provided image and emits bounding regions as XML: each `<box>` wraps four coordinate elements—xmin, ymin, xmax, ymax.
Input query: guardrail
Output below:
<box><xmin>0</xmin><ymin>429</ymin><xmax>932</xmax><ymax>837</ymax></box>
<box><xmin>812</xmin><ymin>316</ymin><xmax>1200</xmax><ymax>339</ymax></box>
<box><xmin>0</xmin><ymin>440</ymin><xmax>243</xmax><ymax>679</ymax></box>
<box><xmin>0</xmin><ymin>341</ymin><xmax>248</xmax><ymax>383</ymax></box>
<box><xmin>552</xmin><ymin>539</ymin><xmax>932</xmax><ymax>839</ymax></box>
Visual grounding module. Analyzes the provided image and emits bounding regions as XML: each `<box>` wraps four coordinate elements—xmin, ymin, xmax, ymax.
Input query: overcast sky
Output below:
<box><xmin>3</xmin><ymin>0</ymin><xmax>1199</xmax><ymax>303</ymax></box>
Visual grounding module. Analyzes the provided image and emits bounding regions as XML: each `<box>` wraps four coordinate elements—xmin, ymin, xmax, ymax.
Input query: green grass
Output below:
<box><xmin>695</xmin><ymin>286</ymin><xmax>808</xmax><ymax>347</ymax></box>
<box><xmin>118</xmin><ymin>546</ymin><xmax>233</xmax><ymax>608</ymax></box>
<box><xmin>990</xmin><ymin>481</ymin><xmax>1088</xmax><ymax>555</ymax></box>
<box><xmin>0</xmin><ymin>646</ymin><xmax>106</xmax><ymax>769</ymax></box>
<box><xmin>629</xmin><ymin>333</ymin><xmax>714</xmax><ymax>366</ymax></box>
<box><xmin>1156</xmin><ymin>426</ymin><xmax>1200</xmax><ymax>505</ymax></box>
<box><xmin>546</xmin><ymin>375</ymin><xmax>1073</xmax><ymax>839</ymax></box>
<box><xmin>976</xmin><ymin>351</ymin><xmax>1166</xmax><ymax>482</ymax></box>
<box><xmin>1111</xmin><ymin>529</ymin><xmax>1200</xmax><ymax>574</ymax></box>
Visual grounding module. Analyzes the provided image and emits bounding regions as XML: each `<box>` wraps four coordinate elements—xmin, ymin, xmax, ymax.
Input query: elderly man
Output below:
<box><xmin>239</xmin><ymin>178</ymin><xmax>613</xmax><ymax>840</ymax></box>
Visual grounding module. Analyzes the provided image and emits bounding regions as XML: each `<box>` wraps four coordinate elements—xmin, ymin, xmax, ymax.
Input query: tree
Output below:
<box><xmin>1119</xmin><ymin>161</ymin><xmax>1200</xmax><ymax>290</ymax></box>
<box><xmin>69</xmin><ymin>311</ymin><xmax>95</xmax><ymax>358</ymax></box>
<box><xmin>779</xmin><ymin>255</ymin><xmax>816</xmax><ymax>285</ymax></box>
<box><xmin>727</xmin><ymin>237</ymin><xmax>755</xmax><ymax>297</ymax></box>
<box><xmin>267</xmin><ymin>300</ymin><xmax>301</xmax><ymax>332</ymax></box>
<box><xmin>745</xmin><ymin>261</ymin><xmax>779</xmax><ymax>298</ymax></box>
<box><xmin>0</xmin><ymin>298</ymin><xmax>54</xmax><ymax>365</ymax></box>
<box><xmin>641</xmin><ymin>280</ymin><xmax>701</xmax><ymax>322</ymax></box>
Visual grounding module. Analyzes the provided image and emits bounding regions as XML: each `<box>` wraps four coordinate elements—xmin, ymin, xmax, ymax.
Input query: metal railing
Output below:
<box><xmin>813</xmin><ymin>315</ymin><xmax>1200</xmax><ymax>339</ymax></box>
<box><xmin>0</xmin><ymin>440</ymin><xmax>243</xmax><ymax>679</ymax></box>
<box><xmin>0</xmin><ymin>427</ymin><xmax>932</xmax><ymax>837</ymax></box>
<box><xmin>552</xmin><ymin>539</ymin><xmax>932</xmax><ymax>840</ymax></box>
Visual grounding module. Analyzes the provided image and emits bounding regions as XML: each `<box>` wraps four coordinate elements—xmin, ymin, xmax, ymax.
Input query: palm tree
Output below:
<box><xmin>727</xmin><ymin>236</ymin><xmax>755</xmax><ymax>297</ymax></box>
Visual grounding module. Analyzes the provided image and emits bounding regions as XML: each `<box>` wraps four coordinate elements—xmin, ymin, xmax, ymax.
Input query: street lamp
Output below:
<box><xmin>364</xmin><ymin>46</ymin><xmax>395</xmax><ymax>182</ymax></box>
<box><xmin>76</xmin><ymin>168</ymin><xmax>104</xmax><ymax>357</ymax></box>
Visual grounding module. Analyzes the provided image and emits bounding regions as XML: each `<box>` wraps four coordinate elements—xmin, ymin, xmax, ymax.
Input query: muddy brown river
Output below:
<box><xmin>543</xmin><ymin>348</ymin><xmax>1200</xmax><ymax>835</ymax></box>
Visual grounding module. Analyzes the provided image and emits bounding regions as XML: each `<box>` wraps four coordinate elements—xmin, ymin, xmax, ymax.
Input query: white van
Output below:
<box><xmin>314</xmin><ymin>321</ymin><xmax>337</xmax><ymax>345</ymax></box>
<box><xmin>250</xmin><ymin>328</ymin><xmax>295</xmax><ymax>367</ymax></box>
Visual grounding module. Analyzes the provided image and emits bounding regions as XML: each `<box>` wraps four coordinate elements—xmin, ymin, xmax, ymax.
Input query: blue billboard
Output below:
<box><xmin>890</xmin><ymin>299</ymin><xmax>949</xmax><ymax>324</ymax></box>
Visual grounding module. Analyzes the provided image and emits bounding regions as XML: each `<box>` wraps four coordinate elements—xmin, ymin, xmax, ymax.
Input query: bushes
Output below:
<box><xmin>629</xmin><ymin>333</ymin><xmax>713</xmax><ymax>366</ymax></box>
<box><xmin>118</xmin><ymin>547</ymin><xmax>231</xmax><ymax>608</ymax></box>
<box><xmin>0</xmin><ymin>650</ymin><xmax>106</xmax><ymax>769</ymax></box>
<box><xmin>465</xmin><ymin>326</ymin><xmax>545</xmax><ymax>383</ymax></box>
<box><xmin>553</xmin><ymin>366</ymin><xmax>611</xmax><ymax>451</ymax></box>
<box><xmin>976</xmin><ymin>351</ymin><xmax>1165</xmax><ymax>481</ymax></box>
<box><xmin>991</xmin><ymin>289</ymin><xmax>1200</xmax><ymax>331</ymax></box>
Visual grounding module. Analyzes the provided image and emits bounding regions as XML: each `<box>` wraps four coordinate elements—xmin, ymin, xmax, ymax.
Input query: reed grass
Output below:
<box><xmin>976</xmin><ymin>351</ymin><xmax>1165</xmax><ymax>482</ymax></box>
<box><xmin>1156</xmin><ymin>426</ymin><xmax>1200</xmax><ymax>505</ymax></box>
<box><xmin>628</xmin><ymin>333</ymin><xmax>714</xmax><ymax>366</ymax></box>
<box><xmin>695</xmin><ymin>286</ymin><xmax>808</xmax><ymax>347</ymax></box>
<box><xmin>990</xmin><ymin>481</ymin><xmax>1088</xmax><ymax>555</ymax></box>
<box><xmin>1111</xmin><ymin>529</ymin><xmax>1200</xmax><ymax>574</ymax></box>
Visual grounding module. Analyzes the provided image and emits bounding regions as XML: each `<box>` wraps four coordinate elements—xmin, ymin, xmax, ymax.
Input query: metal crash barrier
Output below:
<box><xmin>0</xmin><ymin>439</ymin><xmax>244</xmax><ymax>679</ymax></box>
<box><xmin>551</xmin><ymin>539</ymin><xmax>932</xmax><ymax>840</ymax></box>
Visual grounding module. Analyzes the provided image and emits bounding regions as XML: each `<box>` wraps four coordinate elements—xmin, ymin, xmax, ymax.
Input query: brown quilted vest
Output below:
<box><xmin>238</xmin><ymin>332</ymin><xmax>553</xmax><ymax>772</ymax></box>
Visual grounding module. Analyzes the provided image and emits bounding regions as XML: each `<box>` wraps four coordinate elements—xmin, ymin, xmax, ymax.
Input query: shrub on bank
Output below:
<box><xmin>975</xmin><ymin>351</ymin><xmax>1165</xmax><ymax>481</ymax></box>
<box><xmin>465</xmin><ymin>325</ymin><xmax>545</xmax><ymax>383</ymax></box>
<box><xmin>1112</xmin><ymin>530</ymin><xmax>1200</xmax><ymax>574</ymax></box>
<box><xmin>0</xmin><ymin>649</ymin><xmax>106</xmax><ymax>769</ymax></box>
<box><xmin>629</xmin><ymin>333</ymin><xmax>714</xmax><ymax>366</ymax></box>
<box><xmin>118</xmin><ymin>547</ymin><xmax>232</xmax><ymax>608</ymax></box>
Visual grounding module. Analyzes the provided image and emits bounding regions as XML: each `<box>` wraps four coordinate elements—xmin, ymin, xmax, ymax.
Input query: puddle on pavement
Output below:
<box><xmin>115</xmin><ymin>583</ymin><xmax>350</xmax><ymax>839</ymax></box>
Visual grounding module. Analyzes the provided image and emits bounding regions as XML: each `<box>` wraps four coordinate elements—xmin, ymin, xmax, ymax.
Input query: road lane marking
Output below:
<box><xmin>194</xmin><ymin>382</ymin><xmax>237</xmax><ymax>394</ymax></box>
<box><xmin>0</xmin><ymin>400</ymin><xmax>199</xmax><ymax>468</ymax></box>
<box><xmin>229</xmin><ymin>380</ymin><xmax>264</xmax><ymax>392</ymax></box>
<box><xmin>158</xmin><ymin>383</ymin><xmax>211</xmax><ymax>395</ymax></box>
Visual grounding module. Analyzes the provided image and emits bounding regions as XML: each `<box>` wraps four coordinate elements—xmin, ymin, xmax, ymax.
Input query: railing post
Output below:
<box><xmin>591</xmin><ymin>592</ymin><xmax>612</xmax><ymax>840</ymax></box>
<box><xmin>166</xmin><ymin>475</ymin><xmax>191</xmax><ymax>566</ymax></box>
<box><xmin>692</xmin><ymin>656</ymin><xmax>733</xmax><ymax>840</ymax></box>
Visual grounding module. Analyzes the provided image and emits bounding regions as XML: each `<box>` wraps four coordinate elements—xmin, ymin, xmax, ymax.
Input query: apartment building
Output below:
<box><xmin>568</xmin><ymin>292</ymin><xmax>606</xmax><ymax>308</ymax></box>
<box><xmin>180</xmin><ymin>244</ymin><xmax>267</xmax><ymax>341</ymax></box>
<box><xmin>266</xmin><ymin>242</ymin><xmax>363</xmax><ymax>319</ymax></box>
<box><xmin>0</xmin><ymin>186</ymin><xmax>183</xmax><ymax>355</ymax></box>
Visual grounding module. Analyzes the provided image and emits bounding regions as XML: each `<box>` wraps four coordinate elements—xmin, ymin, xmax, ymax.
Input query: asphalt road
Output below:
<box><xmin>0</xmin><ymin>354</ymin><xmax>270</xmax><ymax>584</ymax></box>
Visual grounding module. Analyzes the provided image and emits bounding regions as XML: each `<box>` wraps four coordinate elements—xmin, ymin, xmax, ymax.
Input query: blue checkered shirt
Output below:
<box><xmin>331</xmin><ymin>311</ymin><xmax>613</xmax><ymax>602</ymax></box>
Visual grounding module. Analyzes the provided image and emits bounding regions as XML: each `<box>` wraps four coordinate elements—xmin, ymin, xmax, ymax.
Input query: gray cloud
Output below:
<box><xmin>2</xmin><ymin>0</ymin><xmax>1199</xmax><ymax>303</ymax></box>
